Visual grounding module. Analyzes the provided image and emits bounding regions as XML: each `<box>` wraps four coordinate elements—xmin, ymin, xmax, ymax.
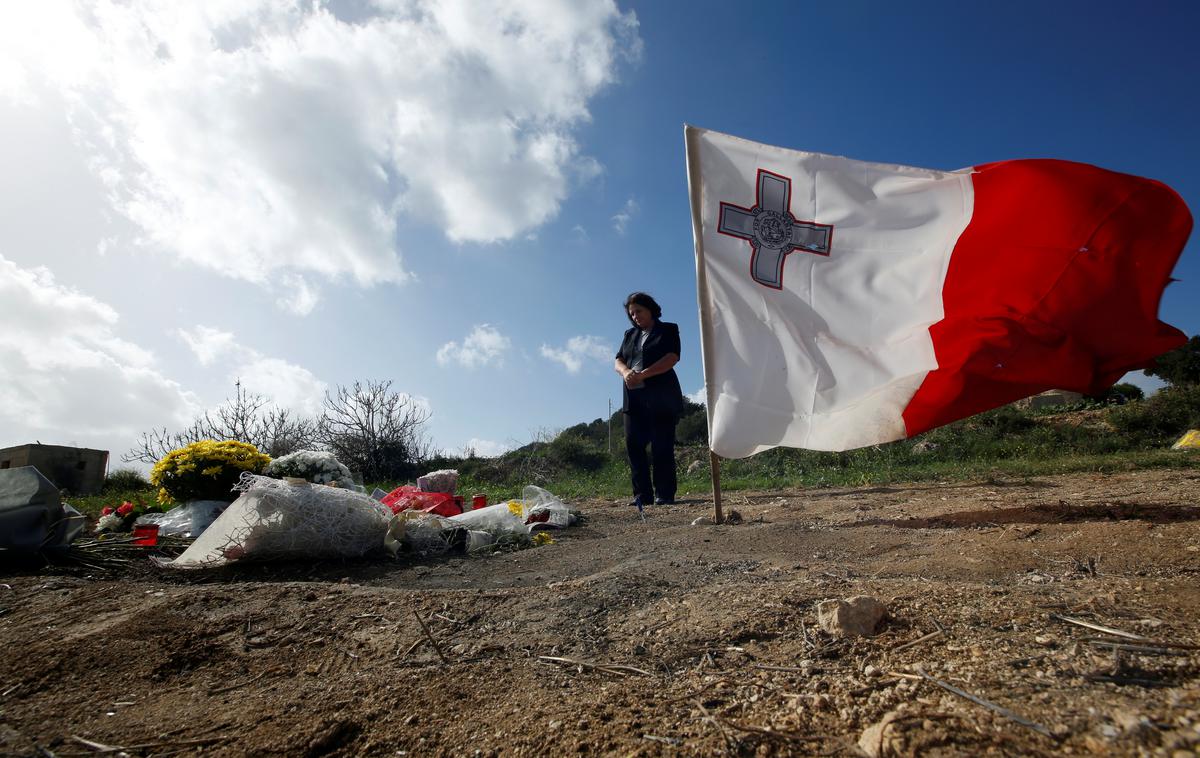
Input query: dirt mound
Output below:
<box><xmin>3</xmin><ymin>469</ymin><xmax>1199</xmax><ymax>756</ymax></box>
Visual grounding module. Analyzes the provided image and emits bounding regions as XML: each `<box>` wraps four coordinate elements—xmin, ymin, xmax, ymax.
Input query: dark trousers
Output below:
<box><xmin>624</xmin><ymin>409</ymin><xmax>677</xmax><ymax>503</ymax></box>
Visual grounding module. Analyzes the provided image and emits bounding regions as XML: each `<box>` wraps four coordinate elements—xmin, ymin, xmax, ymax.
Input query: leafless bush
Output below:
<box><xmin>318</xmin><ymin>380</ymin><xmax>432</xmax><ymax>481</ymax></box>
<box><xmin>123</xmin><ymin>382</ymin><xmax>320</xmax><ymax>463</ymax></box>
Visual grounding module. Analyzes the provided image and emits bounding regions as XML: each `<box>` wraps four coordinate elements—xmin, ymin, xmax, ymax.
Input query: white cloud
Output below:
<box><xmin>687</xmin><ymin>387</ymin><xmax>707</xmax><ymax>404</ymax></box>
<box><xmin>177</xmin><ymin>325</ymin><xmax>326</xmax><ymax>416</ymax></box>
<box><xmin>235</xmin><ymin>357</ymin><xmax>327</xmax><ymax>417</ymax></box>
<box><xmin>177</xmin><ymin>326</ymin><xmax>237</xmax><ymax>367</ymax></box>
<box><xmin>0</xmin><ymin>254</ymin><xmax>197</xmax><ymax>448</ymax></box>
<box><xmin>611</xmin><ymin>197</ymin><xmax>639</xmax><ymax>235</ymax></box>
<box><xmin>463</xmin><ymin>438</ymin><xmax>512</xmax><ymax>458</ymax></box>
<box><xmin>540</xmin><ymin>335</ymin><xmax>613</xmax><ymax>374</ymax></box>
<box><xmin>437</xmin><ymin>324</ymin><xmax>511</xmax><ymax>369</ymax></box>
<box><xmin>0</xmin><ymin>1</ymin><xmax>640</xmax><ymax>313</ymax></box>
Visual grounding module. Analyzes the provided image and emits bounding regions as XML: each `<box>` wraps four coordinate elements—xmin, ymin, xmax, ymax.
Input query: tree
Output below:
<box><xmin>1144</xmin><ymin>336</ymin><xmax>1200</xmax><ymax>387</ymax></box>
<box><xmin>124</xmin><ymin>382</ymin><xmax>320</xmax><ymax>463</ymax></box>
<box><xmin>1108</xmin><ymin>382</ymin><xmax>1145</xmax><ymax>403</ymax></box>
<box><xmin>318</xmin><ymin>380</ymin><xmax>432</xmax><ymax>481</ymax></box>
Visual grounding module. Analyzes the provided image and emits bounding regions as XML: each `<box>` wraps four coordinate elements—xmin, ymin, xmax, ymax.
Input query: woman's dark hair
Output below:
<box><xmin>624</xmin><ymin>292</ymin><xmax>662</xmax><ymax>325</ymax></box>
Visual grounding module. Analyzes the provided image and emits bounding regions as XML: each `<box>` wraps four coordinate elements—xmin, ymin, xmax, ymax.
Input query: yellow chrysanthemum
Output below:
<box><xmin>150</xmin><ymin>439</ymin><xmax>271</xmax><ymax>504</ymax></box>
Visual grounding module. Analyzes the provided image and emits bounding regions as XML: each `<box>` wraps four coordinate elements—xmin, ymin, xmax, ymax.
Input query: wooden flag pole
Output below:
<box><xmin>710</xmin><ymin>450</ymin><xmax>723</xmax><ymax>524</ymax></box>
<box><xmin>687</xmin><ymin>128</ymin><xmax>723</xmax><ymax>526</ymax></box>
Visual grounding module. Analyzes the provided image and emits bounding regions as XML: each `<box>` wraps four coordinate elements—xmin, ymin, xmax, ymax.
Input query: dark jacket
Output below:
<box><xmin>616</xmin><ymin>320</ymin><xmax>684</xmax><ymax>416</ymax></box>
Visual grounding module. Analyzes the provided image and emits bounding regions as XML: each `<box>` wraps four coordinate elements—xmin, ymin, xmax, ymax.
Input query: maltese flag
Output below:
<box><xmin>684</xmin><ymin>126</ymin><xmax>1191</xmax><ymax>458</ymax></box>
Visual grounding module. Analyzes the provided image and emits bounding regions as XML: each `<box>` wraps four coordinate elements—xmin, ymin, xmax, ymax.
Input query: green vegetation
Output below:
<box><xmin>72</xmin><ymin>385</ymin><xmax>1199</xmax><ymax>519</ymax></box>
<box><xmin>101</xmin><ymin>468</ymin><xmax>150</xmax><ymax>493</ymax></box>
<box><xmin>1144</xmin><ymin>335</ymin><xmax>1200</xmax><ymax>387</ymax></box>
<box><xmin>429</xmin><ymin>386</ymin><xmax>1200</xmax><ymax>502</ymax></box>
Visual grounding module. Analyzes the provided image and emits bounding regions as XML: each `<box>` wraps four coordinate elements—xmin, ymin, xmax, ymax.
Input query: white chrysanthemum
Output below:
<box><xmin>264</xmin><ymin>450</ymin><xmax>353</xmax><ymax>486</ymax></box>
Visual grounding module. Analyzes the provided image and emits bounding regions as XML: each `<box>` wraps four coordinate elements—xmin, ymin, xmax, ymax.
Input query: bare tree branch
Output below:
<box><xmin>318</xmin><ymin>380</ymin><xmax>431</xmax><ymax>481</ymax></box>
<box><xmin>123</xmin><ymin>382</ymin><xmax>320</xmax><ymax>463</ymax></box>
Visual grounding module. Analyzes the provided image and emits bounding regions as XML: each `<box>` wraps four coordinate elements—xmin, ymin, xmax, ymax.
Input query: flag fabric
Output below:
<box><xmin>684</xmin><ymin>126</ymin><xmax>1191</xmax><ymax>458</ymax></box>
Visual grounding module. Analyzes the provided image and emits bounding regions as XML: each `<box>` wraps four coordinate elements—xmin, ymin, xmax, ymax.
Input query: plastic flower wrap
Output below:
<box><xmin>416</xmin><ymin>469</ymin><xmax>458</xmax><ymax>494</ymax></box>
<box><xmin>150</xmin><ymin>440</ymin><xmax>271</xmax><ymax>505</ymax></box>
<box><xmin>263</xmin><ymin>450</ymin><xmax>353</xmax><ymax>486</ymax></box>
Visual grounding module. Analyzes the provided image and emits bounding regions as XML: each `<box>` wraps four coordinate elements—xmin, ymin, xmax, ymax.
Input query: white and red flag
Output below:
<box><xmin>684</xmin><ymin>126</ymin><xmax>1191</xmax><ymax>458</ymax></box>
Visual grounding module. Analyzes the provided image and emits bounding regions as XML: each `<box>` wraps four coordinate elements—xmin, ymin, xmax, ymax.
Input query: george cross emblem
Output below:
<box><xmin>718</xmin><ymin>169</ymin><xmax>834</xmax><ymax>289</ymax></box>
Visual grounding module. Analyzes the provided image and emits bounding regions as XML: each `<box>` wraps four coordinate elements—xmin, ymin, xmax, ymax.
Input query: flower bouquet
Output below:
<box><xmin>263</xmin><ymin>450</ymin><xmax>354</xmax><ymax>487</ymax></box>
<box><xmin>96</xmin><ymin>500</ymin><xmax>139</xmax><ymax>533</ymax></box>
<box><xmin>150</xmin><ymin>440</ymin><xmax>271</xmax><ymax>505</ymax></box>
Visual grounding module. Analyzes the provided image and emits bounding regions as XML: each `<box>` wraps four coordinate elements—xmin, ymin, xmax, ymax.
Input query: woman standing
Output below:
<box><xmin>614</xmin><ymin>292</ymin><xmax>684</xmax><ymax>507</ymax></box>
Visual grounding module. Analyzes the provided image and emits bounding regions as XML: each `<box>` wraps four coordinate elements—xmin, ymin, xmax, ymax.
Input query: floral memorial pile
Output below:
<box><xmin>386</xmin><ymin>485</ymin><xmax>578</xmax><ymax>556</ymax></box>
<box><xmin>64</xmin><ymin>441</ymin><xmax>581</xmax><ymax>569</ymax></box>
<box><xmin>125</xmin><ymin>447</ymin><xmax>583</xmax><ymax>567</ymax></box>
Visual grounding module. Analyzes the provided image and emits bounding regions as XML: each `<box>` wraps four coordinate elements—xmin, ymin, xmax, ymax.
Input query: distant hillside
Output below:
<box><xmin>419</xmin><ymin>385</ymin><xmax>1200</xmax><ymax>501</ymax></box>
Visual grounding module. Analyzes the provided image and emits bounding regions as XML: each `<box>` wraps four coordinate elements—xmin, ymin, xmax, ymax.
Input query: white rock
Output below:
<box><xmin>817</xmin><ymin>595</ymin><xmax>887</xmax><ymax>637</ymax></box>
<box><xmin>1113</xmin><ymin>708</ymin><xmax>1153</xmax><ymax>738</ymax></box>
<box><xmin>858</xmin><ymin>709</ymin><xmax>903</xmax><ymax>757</ymax></box>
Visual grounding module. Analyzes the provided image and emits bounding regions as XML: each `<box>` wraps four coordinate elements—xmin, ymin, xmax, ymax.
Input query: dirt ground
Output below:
<box><xmin>3</xmin><ymin>468</ymin><xmax>1200</xmax><ymax>757</ymax></box>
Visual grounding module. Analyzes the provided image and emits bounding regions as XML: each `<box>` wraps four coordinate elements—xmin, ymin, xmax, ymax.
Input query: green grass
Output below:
<box><xmin>70</xmin><ymin>487</ymin><xmax>160</xmax><ymax>520</ymax></box>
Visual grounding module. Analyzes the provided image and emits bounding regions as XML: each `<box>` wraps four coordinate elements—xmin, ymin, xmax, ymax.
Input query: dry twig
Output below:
<box><xmin>1083</xmin><ymin>673</ymin><xmax>1167</xmax><ymax>687</ymax></box>
<box><xmin>412</xmin><ymin>610</ymin><xmax>450</xmax><ymax>664</ymax></box>
<box><xmin>206</xmin><ymin>671</ymin><xmax>266</xmax><ymax>696</ymax></box>
<box><xmin>1049</xmin><ymin>614</ymin><xmax>1147</xmax><ymax>641</ymax></box>
<box><xmin>397</xmin><ymin>638</ymin><xmax>424</xmax><ymax>660</ymax></box>
<box><xmin>69</xmin><ymin>736</ymin><xmax>226</xmax><ymax>754</ymax></box>
<box><xmin>537</xmin><ymin>656</ymin><xmax>651</xmax><ymax>677</ymax></box>
<box><xmin>717</xmin><ymin>717</ymin><xmax>830</xmax><ymax>743</ymax></box>
<box><xmin>1080</xmin><ymin>635</ymin><xmax>1200</xmax><ymax>651</ymax></box>
<box><xmin>641</xmin><ymin>734</ymin><xmax>682</xmax><ymax>746</ymax></box>
<box><xmin>752</xmin><ymin>664</ymin><xmax>813</xmax><ymax>673</ymax></box>
<box><xmin>1087</xmin><ymin>641</ymin><xmax>1191</xmax><ymax>656</ymax></box>
<box><xmin>892</xmin><ymin>627</ymin><xmax>945</xmax><ymax>652</ymax></box>
<box><xmin>914</xmin><ymin>668</ymin><xmax>1056</xmax><ymax>739</ymax></box>
<box><xmin>665</xmin><ymin>678</ymin><xmax>730</xmax><ymax>704</ymax></box>
<box><xmin>693</xmin><ymin>699</ymin><xmax>736</xmax><ymax>755</ymax></box>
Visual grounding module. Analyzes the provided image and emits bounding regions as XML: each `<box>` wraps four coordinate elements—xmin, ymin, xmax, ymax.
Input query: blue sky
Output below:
<box><xmin>1</xmin><ymin>1</ymin><xmax>1197</xmax><ymax>465</ymax></box>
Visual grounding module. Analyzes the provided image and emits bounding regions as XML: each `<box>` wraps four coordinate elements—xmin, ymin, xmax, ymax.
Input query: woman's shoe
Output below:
<box><xmin>654</xmin><ymin>497</ymin><xmax>674</xmax><ymax>505</ymax></box>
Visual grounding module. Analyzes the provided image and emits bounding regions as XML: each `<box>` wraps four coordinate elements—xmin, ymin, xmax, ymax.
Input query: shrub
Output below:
<box><xmin>150</xmin><ymin>440</ymin><xmax>271</xmax><ymax>505</ymax></box>
<box><xmin>102</xmin><ymin>468</ymin><xmax>151</xmax><ymax>492</ymax></box>
<box><xmin>1109</xmin><ymin>382</ymin><xmax>1145</xmax><ymax>402</ymax></box>
<box><xmin>676</xmin><ymin>407</ymin><xmax>708</xmax><ymax>446</ymax></box>
<box><xmin>1110</xmin><ymin>385</ymin><xmax>1200</xmax><ymax>444</ymax></box>
<box><xmin>546</xmin><ymin>433</ymin><xmax>606</xmax><ymax>472</ymax></box>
